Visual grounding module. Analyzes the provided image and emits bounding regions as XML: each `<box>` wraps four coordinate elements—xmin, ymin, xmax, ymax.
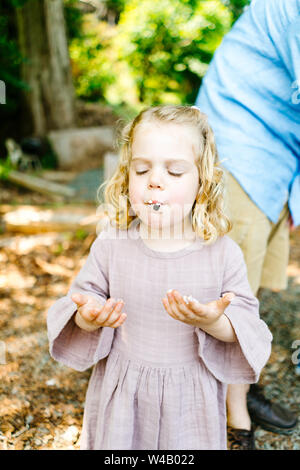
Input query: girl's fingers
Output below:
<box><xmin>164</xmin><ymin>290</ymin><xmax>236</xmax><ymax>327</ymax></box>
<box><xmin>92</xmin><ymin>298</ymin><xmax>116</xmax><ymax>324</ymax></box>
<box><xmin>162</xmin><ymin>297</ymin><xmax>177</xmax><ymax>320</ymax></box>
<box><xmin>78</xmin><ymin>297</ymin><xmax>127</xmax><ymax>328</ymax></box>
<box><xmin>167</xmin><ymin>290</ymin><xmax>210</xmax><ymax>322</ymax></box>
<box><xmin>175</xmin><ymin>292</ymin><xmax>203</xmax><ymax>322</ymax></box>
<box><xmin>109</xmin><ymin>313</ymin><xmax>127</xmax><ymax>329</ymax></box>
<box><xmin>72</xmin><ymin>292</ymin><xmax>89</xmax><ymax>307</ymax></box>
<box><xmin>165</xmin><ymin>291</ymin><xmax>191</xmax><ymax>322</ymax></box>
<box><xmin>222</xmin><ymin>292</ymin><xmax>235</xmax><ymax>302</ymax></box>
<box><xmin>182</xmin><ymin>296</ymin><xmax>206</xmax><ymax>314</ymax></box>
<box><xmin>184</xmin><ymin>292</ymin><xmax>234</xmax><ymax>315</ymax></box>
<box><xmin>104</xmin><ymin>302</ymin><xmax>124</xmax><ymax>326</ymax></box>
<box><xmin>73</xmin><ymin>294</ymin><xmax>104</xmax><ymax>322</ymax></box>
<box><xmin>97</xmin><ymin>299</ymin><xmax>124</xmax><ymax>326</ymax></box>
<box><xmin>80</xmin><ymin>297</ymin><xmax>114</xmax><ymax>323</ymax></box>
<box><xmin>80</xmin><ymin>303</ymin><xmax>103</xmax><ymax>322</ymax></box>
<box><xmin>218</xmin><ymin>292</ymin><xmax>235</xmax><ymax>311</ymax></box>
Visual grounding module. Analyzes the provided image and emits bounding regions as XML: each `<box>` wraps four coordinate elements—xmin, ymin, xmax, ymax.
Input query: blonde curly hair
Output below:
<box><xmin>98</xmin><ymin>105</ymin><xmax>232</xmax><ymax>244</ymax></box>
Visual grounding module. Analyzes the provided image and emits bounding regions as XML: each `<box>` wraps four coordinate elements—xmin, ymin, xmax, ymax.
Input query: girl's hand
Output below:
<box><xmin>71</xmin><ymin>293</ymin><xmax>127</xmax><ymax>332</ymax></box>
<box><xmin>162</xmin><ymin>289</ymin><xmax>235</xmax><ymax>328</ymax></box>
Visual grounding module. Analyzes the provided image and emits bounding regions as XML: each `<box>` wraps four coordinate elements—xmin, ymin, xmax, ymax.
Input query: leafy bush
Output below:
<box><xmin>0</xmin><ymin>0</ymin><xmax>29</xmax><ymax>157</ymax></box>
<box><xmin>0</xmin><ymin>0</ymin><xmax>84</xmax><ymax>158</ymax></box>
<box><xmin>0</xmin><ymin>1</ymin><xmax>28</xmax><ymax>108</ymax></box>
<box><xmin>70</xmin><ymin>16</ymin><xmax>118</xmax><ymax>103</ymax></box>
<box><xmin>0</xmin><ymin>0</ymin><xmax>250</xmax><ymax>156</ymax></box>
<box><xmin>222</xmin><ymin>0</ymin><xmax>250</xmax><ymax>22</ymax></box>
<box><xmin>70</xmin><ymin>0</ymin><xmax>233</xmax><ymax>109</ymax></box>
<box><xmin>64</xmin><ymin>0</ymin><xmax>84</xmax><ymax>40</ymax></box>
<box><xmin>115</xmin><ymin>0</ymin><xmax>232</xmax><ymax>105</ymax></box>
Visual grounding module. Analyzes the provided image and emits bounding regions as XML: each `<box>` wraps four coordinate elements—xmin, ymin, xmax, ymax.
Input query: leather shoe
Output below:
<box><xmin>227</xmin><ymin>426</ymin><xmax>256</xmax><ymax>450</ymax></box>
<box><xmin>247</xmin><ymin>384</ymin><xmax>298</xmax><ymax>434</ymax></box>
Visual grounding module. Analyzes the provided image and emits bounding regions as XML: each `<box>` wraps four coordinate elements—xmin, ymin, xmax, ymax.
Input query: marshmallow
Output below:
<box><xmin>183</xmin><ymin>295</ymin><xmax>198</xmax><ymax>304</ymax></box>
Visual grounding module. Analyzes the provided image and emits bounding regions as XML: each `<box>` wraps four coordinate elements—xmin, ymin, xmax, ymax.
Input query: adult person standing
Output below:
<box><xmin>195</xmin><ymin>0</ymin><xmax>299</xmax><ymax>450</ymax></box>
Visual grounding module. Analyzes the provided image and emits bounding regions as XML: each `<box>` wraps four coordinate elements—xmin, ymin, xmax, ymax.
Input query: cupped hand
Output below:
<box><xmin>162</xmin><ymin>289</ymin><xmax>235</xmax><ymax>328</ymax></box>
<box><xmin>71</xmin><ymin>292</ymin><xmax>127</xmax><ymax>331</ymax></box>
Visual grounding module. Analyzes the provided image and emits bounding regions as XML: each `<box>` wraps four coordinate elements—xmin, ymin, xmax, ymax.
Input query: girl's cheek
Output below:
<box><xmin>128</xmin><ymin>179</ymin><xmax>147</xmax><ymax>216</ymax></box>
<box><xmin>170</xmin><ymin>192</ymin><xmax>187</xmax><ymax>205</ymax></box>
<box><xmin>169</xmin><ymin>185</ymin><xmax>197</xmax><ymax>206</ymax></box>
<box><xmin>129</xmin><ymin>179</ymin><xmax>143</xmax><ymax>205</ymax></box>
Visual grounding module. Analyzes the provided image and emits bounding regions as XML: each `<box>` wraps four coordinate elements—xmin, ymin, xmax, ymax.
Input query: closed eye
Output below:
<box><xmin>135</xmin><ymin>170</ymin><xmax>183</xmax><ymax>177</ymax></box>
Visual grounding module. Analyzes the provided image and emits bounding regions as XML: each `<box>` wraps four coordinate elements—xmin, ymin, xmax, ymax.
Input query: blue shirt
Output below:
<box><xmin>195</xmin><ymin>0</ymin><xmax>300</xmax><ymax>226</ymax></box>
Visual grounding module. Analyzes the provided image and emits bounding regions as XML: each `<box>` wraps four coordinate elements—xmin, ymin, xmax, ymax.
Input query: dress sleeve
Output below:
<box><xmin>195</xmin><ymin>239</ymin><xmax>273</xmax><ymax>384</ymax></box>
<box><xmin>47</xmin><ymin>234</ymin><xmax>114</xmax><ymax>371</ymax></box>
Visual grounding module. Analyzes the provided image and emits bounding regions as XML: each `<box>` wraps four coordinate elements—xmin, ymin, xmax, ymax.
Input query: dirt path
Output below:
<box><xmin>0</xmin><ymin>183</ymin><xmax>299</xmax><ymax>450</ymax></box>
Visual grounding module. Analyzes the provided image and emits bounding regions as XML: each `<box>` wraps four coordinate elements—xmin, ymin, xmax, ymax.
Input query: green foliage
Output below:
<box><xmin>71</xmin><ymin>0</ymin><xmax>233</xmax><ymax>108</ymax></box>
<box><xmin>0</xmin><ymin>0</ymin><xmax>83</xmax><ymax>100</ymax></box>
<box><xmin>0</xmin><ymin>1</ymin><xmax>28</xmax><ymax>104</ymax></box>
<box><xmin>0</xmin><ymin>157</ymin><xmax>13</xmax><ymax>180</ymax></box>
<box><xmin>222</xmin><ymin>0</ymin><xmax>250</xmax><ymax>22</ymax></box>
<box><xmin>75</xmin><ymin>228</ymin><xmax>89</xmax><ymax>240</ymax></box>
<box><xmin>0</xmin><ymin>0</ymin><xmax>81</xmax><ymax>115</ymax></box>
<box><xmin>0</xmin><ymin>0</ymin><xmax>250</xmax><ymax>154</ymax></box>
<box><xmin>0</xmin><ymin>0</ymin><xmax>29</xmax><ymax>158</ymax></box>
<box><xmin>0</xmin><ymin>0</ymin><xmax>84</xmax><ymax>159</ymax></box>
<box><xmin>104</xmin><ymin>0</ymin><xmax>127</xmax><ymax>23</ymax></box>
<box><xmin>40</xmin><ymin>148</ymin><xmax>58</xmax><ymax>169</ymax></box>
<box><xmin>70</xmin><ymin>16</ymin><xmax>118</xmax><ymax>102</ymax></box>
<box><xmin>64</xmin><ymin>0</ymin><xmax>84</xmax><ymax>40</ymax></box>
<box><xmin>116</xmin><ymin>0</ymin><xmax>232</xmax><ymax>105</ymax></box>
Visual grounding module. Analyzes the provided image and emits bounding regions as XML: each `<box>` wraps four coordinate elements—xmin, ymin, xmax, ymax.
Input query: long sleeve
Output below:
<box><xmin>195</xmin><ymin>238</ymin><xmax>273</xmax><ymax>384</ymax></box>
<box><xmin>277</xmin><ymin>11</ymin><xmax>300</xmax><ymax>227</ymax></box>
<box><xmin>276</xmin><ymin>14</ymin><xmax>300</xmax><ymax>83</ymax></box>
<box><xmin>47</xmin><ymin>234</ymin><xmax>114</xmax><ymax>371</ymax></box>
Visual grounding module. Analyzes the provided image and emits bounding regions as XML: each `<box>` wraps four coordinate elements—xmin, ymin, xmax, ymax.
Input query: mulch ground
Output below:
<box><xmin>0</xmin><ymin>181</ymin><xmax>299</xmax><ymax>450</ymax></box>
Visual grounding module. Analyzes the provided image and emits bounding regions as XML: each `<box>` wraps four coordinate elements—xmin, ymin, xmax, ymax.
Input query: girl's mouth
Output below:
<box><xmin>144</xmin><ymin>200</ymin><xmax>165</xmax><ymax>211</ymax></box>
<box><xmin>144</xmin><ymin>199</ymin><xmax>165</xmax><ymax>205</ymax></box>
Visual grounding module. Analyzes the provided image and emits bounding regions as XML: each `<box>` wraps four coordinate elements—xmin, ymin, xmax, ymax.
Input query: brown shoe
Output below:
<box><xmin>227</xmin><ymin>426</ymin><xmax>256</xmax><ymax>450</ymax></box>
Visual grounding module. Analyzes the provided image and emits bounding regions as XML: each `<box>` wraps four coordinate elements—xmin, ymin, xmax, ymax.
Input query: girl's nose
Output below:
<box><xmin>148</xmin><ymin>181</ymin><xmax>163</xmax><ymax>189</ymax></box>
<box><xmin>148</xmin><ymin>171</ymin><xmax>164</xmax><ymax>189</ymax></box>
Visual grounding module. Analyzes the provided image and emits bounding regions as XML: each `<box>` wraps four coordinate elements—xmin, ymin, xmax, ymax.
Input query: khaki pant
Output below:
<box><xmin>225</xmin><ymin>172</ymin><xmax>290</xmax><ymax>297</ymax></box>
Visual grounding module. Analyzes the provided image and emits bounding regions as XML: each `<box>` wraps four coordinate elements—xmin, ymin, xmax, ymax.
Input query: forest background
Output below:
<box><xmin>1</xmin><ymin>1</ymin><xmax>300</xmax><ymax>451</ymax></box>
<box><xmin>0</xmin><ymin>0</ymin><xmax>250</xmax><ymax>161</ymax></box>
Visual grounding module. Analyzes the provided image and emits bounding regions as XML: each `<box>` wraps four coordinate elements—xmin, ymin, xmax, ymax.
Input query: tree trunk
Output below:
<box><xmin>16</xmin><ymin>0</ymin><xmax>76</xmax><ymax>136</ymax></box>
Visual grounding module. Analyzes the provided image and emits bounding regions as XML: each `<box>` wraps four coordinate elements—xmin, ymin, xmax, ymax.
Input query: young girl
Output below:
<box><xmin>47</xmin><ymin>105</ymin><xmax>272</xmax><ymax>450</ymax></box>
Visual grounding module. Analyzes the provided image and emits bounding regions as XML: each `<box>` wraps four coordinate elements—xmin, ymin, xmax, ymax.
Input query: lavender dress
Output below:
<box><xmin>47</xmin><ymin>222</ymin><xmax>272</xmax><ymax>450</ymax></box>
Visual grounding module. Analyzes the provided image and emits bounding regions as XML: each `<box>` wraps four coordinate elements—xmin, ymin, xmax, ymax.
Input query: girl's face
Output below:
<box><xmin>128</xmin><ymin>121</ymin><xmax>200</xmax><ymax>236</ymax></box>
